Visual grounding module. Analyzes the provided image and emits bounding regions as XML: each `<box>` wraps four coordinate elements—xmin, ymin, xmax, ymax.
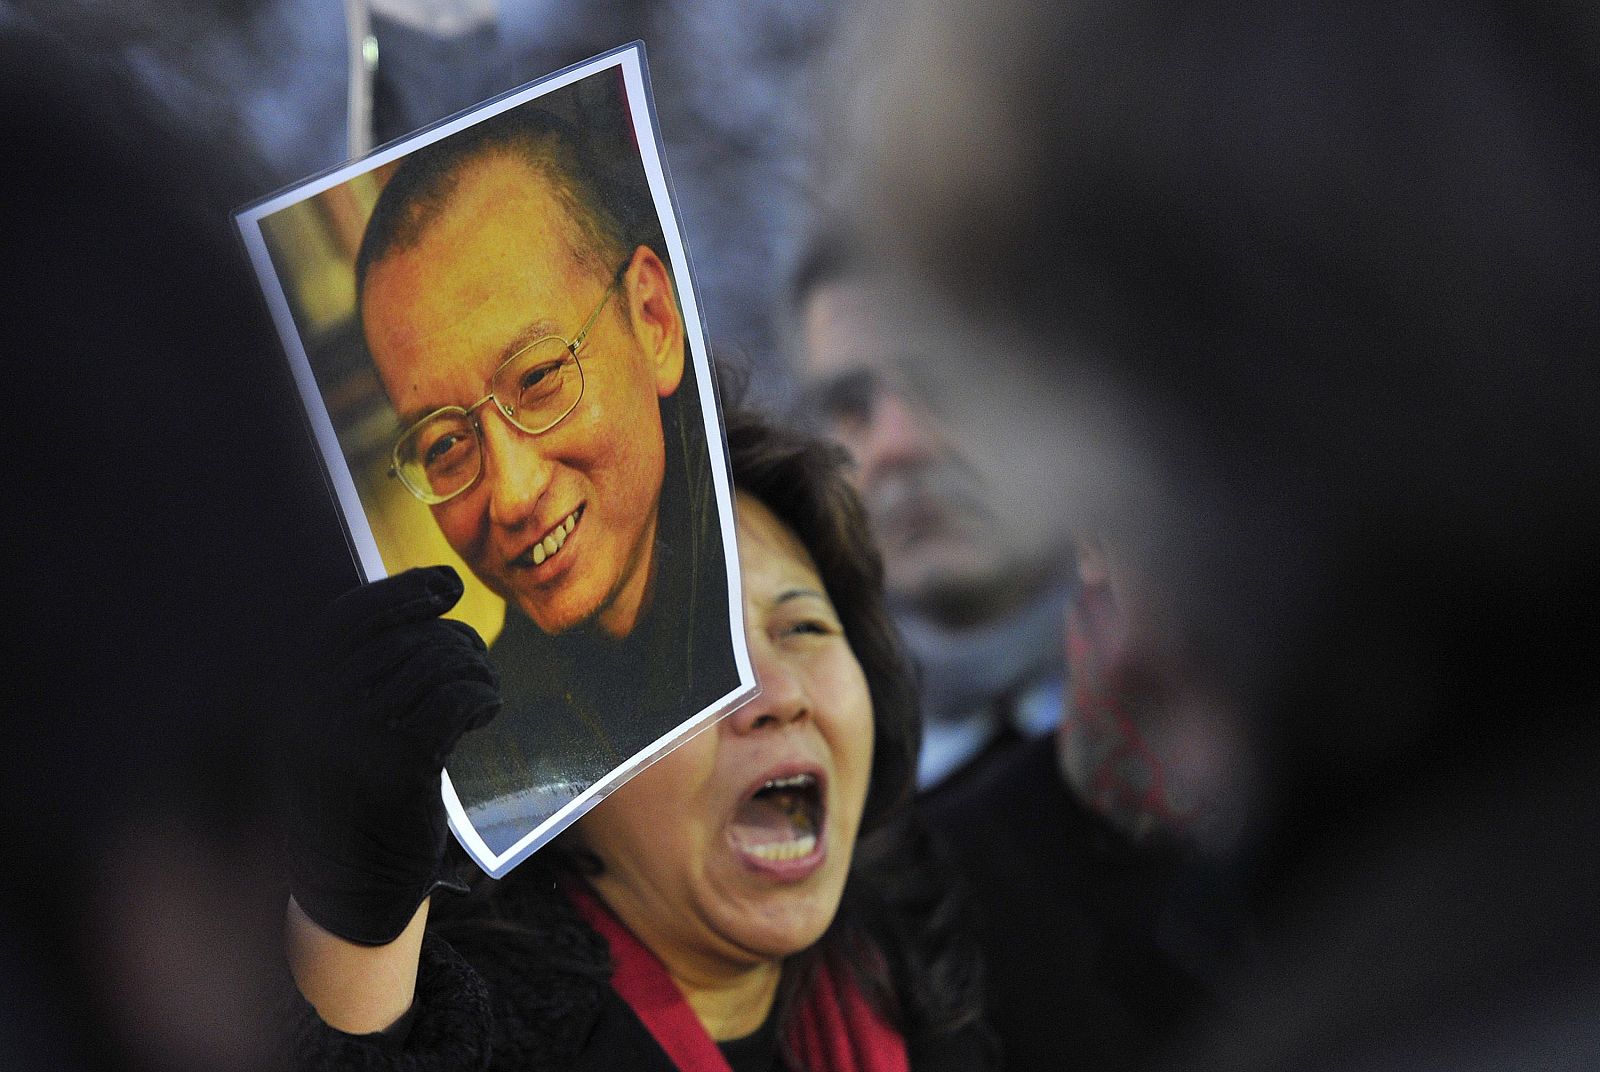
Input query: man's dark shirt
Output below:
<box><xmin>928</xmin><ymin>735</ymin><xmax>1230</xmax><ymax>1072</ymax></box>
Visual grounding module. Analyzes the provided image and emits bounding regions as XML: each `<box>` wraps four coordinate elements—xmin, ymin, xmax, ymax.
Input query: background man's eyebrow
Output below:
<box><xmin>774</xmin><ymin>587</ymin><xmax>830</xmax><ymax>606</ymax></box>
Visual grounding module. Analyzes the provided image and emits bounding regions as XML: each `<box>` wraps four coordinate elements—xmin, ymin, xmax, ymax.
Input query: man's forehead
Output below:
<box><xmin>361</xmin><ymin>160</ymin><xmax>593</xmax><ymax>368</ymax></box>
<box><xmin>365</xmin><ymin>261</ymin><xmax>566</xmax><ymax>362</ymax></box>
<box><xmin>362</xmin><ymin>254</ymin><xmax>565</xmax><ymax>403</ymax></box>
<box><xmin>799</xmin><ymin>279</ymin><xmax>905</xmax><ymax>380</ymax></box>
<box><xmin>432</xmin><ymin>161</ymin><xmax>582</xmax><ymax>266</ymax></box>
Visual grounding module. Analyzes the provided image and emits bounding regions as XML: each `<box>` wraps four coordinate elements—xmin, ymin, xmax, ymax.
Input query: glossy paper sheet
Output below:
<box><xmin>237</xmin><ymin>43</ymin><xmax>754</xmax><ymax>877</ymax></box>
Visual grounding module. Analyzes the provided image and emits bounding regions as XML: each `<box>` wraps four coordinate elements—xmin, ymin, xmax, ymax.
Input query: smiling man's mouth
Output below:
<box><xmin>730</xmin><ymin>773</ymin><xmax>824</xmax><ymax>862</ymax></box>
<box><xmin>518</xmin><ymin>506</ymin><xmax>581</xmax><ymax>568</ymax></box>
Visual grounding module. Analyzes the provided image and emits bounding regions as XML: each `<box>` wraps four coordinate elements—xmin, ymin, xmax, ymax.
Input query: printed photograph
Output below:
<box><xmin>237</xmin><ymin>44</ymin><xmax>752</xmax><ymax>876</ymax></box>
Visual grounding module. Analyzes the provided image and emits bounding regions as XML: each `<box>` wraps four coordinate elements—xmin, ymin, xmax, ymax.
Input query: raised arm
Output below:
<box><xmin>281</xmin><ymin>566</ymin><xmax>500</xmax><ymax>1034</ymax></box>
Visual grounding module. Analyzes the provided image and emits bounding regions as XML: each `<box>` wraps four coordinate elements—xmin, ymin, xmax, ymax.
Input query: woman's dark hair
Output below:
<box><xmin>722</xmin><ymin>407</ymin><xmax>920</xmax><ymax>832</ymax></box>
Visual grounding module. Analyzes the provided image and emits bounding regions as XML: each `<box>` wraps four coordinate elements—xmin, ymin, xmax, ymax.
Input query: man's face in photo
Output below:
<box><xmin>362</xmin><ymin>152</ymin><xmax>685</xmax><ymax>639</ymax></box>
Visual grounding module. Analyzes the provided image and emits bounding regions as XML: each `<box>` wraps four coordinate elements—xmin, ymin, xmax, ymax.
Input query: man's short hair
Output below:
<box><xmin>355</xmin><ymin>103</ymin><xmax>662</xmax><ymax>300</ymax></box>
<box><xmin>788</xmin><ymin>221</ymin><xmax>878</xmax><ymax>317</ymax></box>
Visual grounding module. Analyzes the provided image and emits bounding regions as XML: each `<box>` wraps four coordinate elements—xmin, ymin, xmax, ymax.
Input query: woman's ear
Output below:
<box><xmin>623</xmin><ymin>245</ymin><xmax>686</xmax><ymax>398</ymax></box>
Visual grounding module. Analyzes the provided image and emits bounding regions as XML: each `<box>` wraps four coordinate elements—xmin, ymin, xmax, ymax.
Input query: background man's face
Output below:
<box><xmin>799</xmin><ymin>278</ymin><xmax>1046</xmax><ymax>626</ymax></box>
<box><xmin>363</xmin><ymin>154</ymin><xmax>681</xmax><ymax>638</ymax></box>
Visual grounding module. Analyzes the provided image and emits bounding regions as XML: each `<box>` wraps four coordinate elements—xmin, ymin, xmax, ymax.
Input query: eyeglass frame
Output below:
<box><xmin>387</xmin><ymin>260</ymin><xmax>630</xmax><ymax>505</ymax></box>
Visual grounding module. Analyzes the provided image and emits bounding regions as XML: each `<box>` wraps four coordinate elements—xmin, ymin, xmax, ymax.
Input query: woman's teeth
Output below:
<box><xmin>746</xmin><ymin>834</ymin><xmax>818</xmax><ymax>861</ymax></box>
<box><xmin>730</xmin><ymin>772</ymin><xmax>823</xmax><ymax>862</ymax></box>
<box><xmin>530</xmin><ymin>511</ymin><xmax>578</xmax><ymax>566</ymax></box>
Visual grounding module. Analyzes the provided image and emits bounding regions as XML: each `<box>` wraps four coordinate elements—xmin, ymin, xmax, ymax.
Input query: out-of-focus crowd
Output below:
<box><xmin>6</xmin><ymin>2</ymin><xmax>1599</xmax><ymax>1070</ymax></box>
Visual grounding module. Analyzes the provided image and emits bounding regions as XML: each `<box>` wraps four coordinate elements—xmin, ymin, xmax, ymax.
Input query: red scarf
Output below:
<box><xmin>568</xmin><ymin>882</ymin><xmax>909</xmax><ymax>1072</ymax></box>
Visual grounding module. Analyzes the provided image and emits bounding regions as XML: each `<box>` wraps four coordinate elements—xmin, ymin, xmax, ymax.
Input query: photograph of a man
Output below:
<box><xmin>360</xmin><ymin>113</ymin><xmax>685</xmax><ymax>647</ymax></box>
<box><xmin>241</xmin><ymin>52</ymin><xmax>746</xmax><ymax>872</ymax></box>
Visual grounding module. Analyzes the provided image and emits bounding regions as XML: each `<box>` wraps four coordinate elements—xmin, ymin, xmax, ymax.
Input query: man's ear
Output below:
<box><xmin>623</xmin><ymin>244</ymin><xmax>685</xmax><ymax>398</ymax></box>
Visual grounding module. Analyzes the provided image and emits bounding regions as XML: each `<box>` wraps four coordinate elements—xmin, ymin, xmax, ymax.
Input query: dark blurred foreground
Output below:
<box><xmin>3</xmin><ymin>20</ymin><xmax>354</xmax><ymax>1071</ymax></box>
<box><xmin>839</xmin><ymin>1</ymin><xmax>1600</xmax><ymax>1068</ymax></box>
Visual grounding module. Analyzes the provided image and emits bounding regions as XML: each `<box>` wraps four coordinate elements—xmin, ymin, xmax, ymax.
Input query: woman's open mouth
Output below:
<box><xmin>728</xmin><ymin>771</ymin><xmax>827</xmax><ymax>876</ymax></box>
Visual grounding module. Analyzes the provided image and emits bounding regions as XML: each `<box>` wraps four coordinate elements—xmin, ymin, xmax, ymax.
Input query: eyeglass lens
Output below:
<box><xmin>394</xmin><ymin>339</ymin><xmax>583</xmax><ymax>502</ymax></box>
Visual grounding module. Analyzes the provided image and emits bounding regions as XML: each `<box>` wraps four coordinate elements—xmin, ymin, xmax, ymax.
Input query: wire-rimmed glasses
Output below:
<box><xmin>388</xmin><ymin>266</ymin><xmax>626</xmax><ymax>504</ymax></box>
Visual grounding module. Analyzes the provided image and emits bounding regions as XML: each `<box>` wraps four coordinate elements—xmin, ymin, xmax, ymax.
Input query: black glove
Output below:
<box><xmin>284</xmin><ymin>565</ymin><xmax>501</xmax><ymax>944</ymax></box>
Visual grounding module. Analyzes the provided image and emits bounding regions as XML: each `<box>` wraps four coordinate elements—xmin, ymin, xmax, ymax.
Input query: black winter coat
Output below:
<box><xmin>289</xmin><ymin>867</ymin><xmax>993</xmax><ymax>1071</ymax></box>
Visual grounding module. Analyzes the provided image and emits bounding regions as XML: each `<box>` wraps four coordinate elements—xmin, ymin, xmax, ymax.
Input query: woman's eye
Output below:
<box><xmin>785</xmin><ymin>618</ymin><xmax>834</xmax><ymax>638</ymax></box>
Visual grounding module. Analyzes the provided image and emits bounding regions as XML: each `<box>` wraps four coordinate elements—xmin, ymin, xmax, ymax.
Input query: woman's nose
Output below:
<box><xmin>727</xmin><ymin>643</ymin><xmax>810</xmax><ymax>734</ymax></box>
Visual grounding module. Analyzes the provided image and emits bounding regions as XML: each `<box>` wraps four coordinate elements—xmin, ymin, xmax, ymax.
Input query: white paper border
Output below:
<box><xmin>237</xmin><ymin>42</ymin><xmax>756</xmax><ymax>878</ymax></box>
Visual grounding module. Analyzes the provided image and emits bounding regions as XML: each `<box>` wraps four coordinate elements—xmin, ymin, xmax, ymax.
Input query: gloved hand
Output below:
<box><xmin>284</xmin><ymin>565</ymin><xmax>501</xmax><ymax>945</ymax></box>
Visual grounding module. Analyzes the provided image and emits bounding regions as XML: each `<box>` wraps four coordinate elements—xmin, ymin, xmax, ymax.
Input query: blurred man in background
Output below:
<box><xmin>841</xmin><ymin>1</ymin><xmax>1600</xmax><ymax>1069</ymax></box>
<box><xmin>927</xmin><ymin>535</ymin><xmax>1249</xmax><ymax>1071</ymax></box>
<box><xmin>792</xmin><ymin>231</ymin><xmax>1245</xmax><ymax>1070</ymax></box>
<box><xmin>791</xmin><ymin>230</ymin><xmax>1070</xmax><ymax>794</ymax></box>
